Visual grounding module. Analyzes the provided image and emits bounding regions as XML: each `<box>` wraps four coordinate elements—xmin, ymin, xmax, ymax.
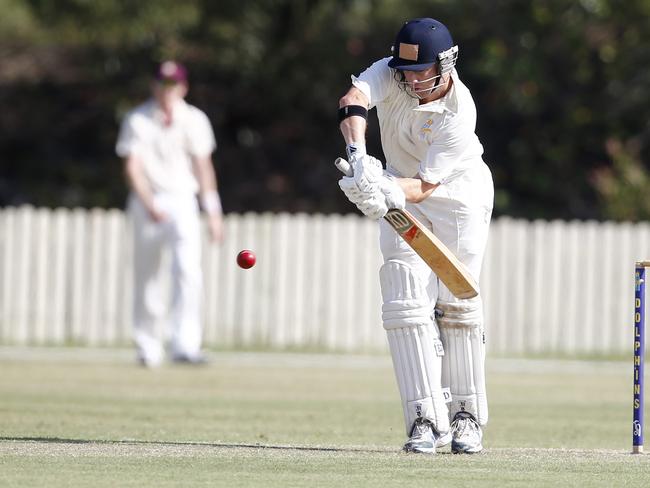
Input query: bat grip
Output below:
<box><xmin>334</xmin><ymin>157</ymin><xmax>354</xmax><ymax>177</ymax></box>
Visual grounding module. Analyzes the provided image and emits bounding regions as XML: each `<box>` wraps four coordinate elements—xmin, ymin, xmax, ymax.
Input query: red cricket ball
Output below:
<box><xmin>236</xmin><ymin>250</ymin><xmax>256</xmax><ymax>269</ymax></box>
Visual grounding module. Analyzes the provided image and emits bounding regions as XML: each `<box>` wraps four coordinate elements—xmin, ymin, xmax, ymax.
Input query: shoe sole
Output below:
<box><xmin>137</xmin><ymin>358</ymin><xmax>162</xmax><ymax>368</ymax></box>
<box><xmin>403</xmin><ymin>446</ymin><xmax>436</xmax><ymax>454</ymax></box>
<box><xmin>451</xmin><ymin>443</ymin><xmax>483</xmax><ymax>454</ymax></box>
<box><xmin>171</xmin><ymin>356</ymin><xmax>209</xmax><ymax>365</ymax></box>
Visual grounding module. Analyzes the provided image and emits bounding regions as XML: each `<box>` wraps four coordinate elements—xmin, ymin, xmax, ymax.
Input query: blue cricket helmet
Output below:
<box><xmin>388</xmin><ymin>18</ymin><xmax>458</xmax><ymax>72</ymax></box>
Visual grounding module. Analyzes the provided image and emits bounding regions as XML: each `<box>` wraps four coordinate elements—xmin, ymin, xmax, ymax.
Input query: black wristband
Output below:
<box><xmin>338</xmin><ymin>105</ymin><xmax>368</xmax><ymax>123</ymax></box>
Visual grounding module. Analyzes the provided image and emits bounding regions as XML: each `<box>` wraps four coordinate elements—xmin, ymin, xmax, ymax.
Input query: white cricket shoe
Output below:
<box><xmin>450</xmin><ymin>412</ymin><xmax>483</xmax><ymax>454</ymax></box>
<box><xmin>403</xmin><ymin>418</ymin><xmax>446</xmax><ymax>454</ymax></box>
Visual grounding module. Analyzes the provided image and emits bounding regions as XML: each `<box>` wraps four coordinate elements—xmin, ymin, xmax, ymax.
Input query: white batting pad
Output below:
<box><xmin>380</xmin><ymin>260</ymin><xmax>450</xmax><ymax>435</ymax></box>
<box><xmin>437</xmin><ymin>298</ymin><xmax>488</xmax><ymax>425</ymax></box>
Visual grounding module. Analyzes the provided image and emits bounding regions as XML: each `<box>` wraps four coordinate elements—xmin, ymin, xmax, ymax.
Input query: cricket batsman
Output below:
<box><xmin>337</xmin><ymin>18</ymin><xmax>494</xmax><ymax>453</ymax></box>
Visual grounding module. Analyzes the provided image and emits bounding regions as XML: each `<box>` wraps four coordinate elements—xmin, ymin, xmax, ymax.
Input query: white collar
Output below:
<box><xmin>148</xmin><ymin>98</ymin><xmax>189</xmax><ymax>124</ymax></box>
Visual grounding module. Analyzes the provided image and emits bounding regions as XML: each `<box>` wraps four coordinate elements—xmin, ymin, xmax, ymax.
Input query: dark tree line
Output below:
<box><xmin>1</xmin><ymin>0</ymin><xmax>650</xmax><ymax>220</ymax></box>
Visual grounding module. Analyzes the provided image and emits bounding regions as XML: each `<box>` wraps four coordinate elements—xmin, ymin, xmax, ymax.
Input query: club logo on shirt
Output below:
<box><xmin>419</xmin><ymin>119</ymin><xmax>433</xmax><ymax>140</ymax></box>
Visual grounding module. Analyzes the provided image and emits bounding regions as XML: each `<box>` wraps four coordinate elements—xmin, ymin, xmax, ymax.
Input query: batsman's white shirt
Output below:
<box><xmin>116</xmin><ymin>99</ymin><xmax>216</xmax><ymax>364</ymax></box>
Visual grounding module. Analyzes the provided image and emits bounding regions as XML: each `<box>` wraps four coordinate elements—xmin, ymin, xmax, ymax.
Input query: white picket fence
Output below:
<box><xmin>0</xmin><ymin>206</ymin><xmax>647</xmax><ymax>355</ymax></box>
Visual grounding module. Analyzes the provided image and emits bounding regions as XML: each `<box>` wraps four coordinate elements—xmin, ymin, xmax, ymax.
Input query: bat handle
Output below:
<box><xmin>334</xmin><ymin>157</ymin><xmax>354</xmax><ymax>177</ymax></box>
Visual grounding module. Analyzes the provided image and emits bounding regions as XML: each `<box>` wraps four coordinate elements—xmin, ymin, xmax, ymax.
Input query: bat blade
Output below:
<box><xmin>384</xmin><ymin>209</ymin><xmax>479</xmax><ymax>299</ymax></box>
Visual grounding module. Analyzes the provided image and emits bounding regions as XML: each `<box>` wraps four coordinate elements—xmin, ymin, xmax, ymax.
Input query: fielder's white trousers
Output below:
<box><xmin>128</xmin><ymin>193</ymin><xmax>203</xmax><ymax>364</ymax></box>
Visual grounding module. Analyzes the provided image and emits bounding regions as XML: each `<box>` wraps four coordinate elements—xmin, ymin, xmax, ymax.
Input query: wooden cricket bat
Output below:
<box><xmin>335</xmin><ymin>157</ymin><xmax>479</xmax><ymax>299</ymax></box>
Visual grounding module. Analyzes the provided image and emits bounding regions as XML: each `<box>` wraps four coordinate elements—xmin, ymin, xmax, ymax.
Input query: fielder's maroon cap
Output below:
<box><xmin>155</xmin><ymin>60</ymin><xmax>188</xmax><ymax>83</ymax></box>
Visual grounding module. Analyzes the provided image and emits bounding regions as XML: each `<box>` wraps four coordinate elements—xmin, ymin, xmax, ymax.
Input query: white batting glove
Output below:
<box><xmin>345</xmin><ymin>143</ymin><xmax>384</xmax><ymax>192</ymax></box>
<box><xmin>356</xmin><ymin>193</ymin><xmax>389</xmax><ymax>220</ymax></box>
<box><xmin>379</xmin><ymin>175</ymin><xmax>406</xmax><ymax>210</ymax></box>
<box><xmin>336</xmin><ymin>155</ymin><xmax>404</xmax><ymax>219</ymax></box>
<box><xmin>338</xmin><ymin>176</ymin><xmax>370</xmax><ymax>205</ymax></box>
<box><xmin>352</xmin><ymin>154</ymin><xmax>384</xmax><ymax>193</ymax></box>
<box><xmin>339</xmin><ymin>176</ymin><xmax>390</xmax><ymax>220</ymax></box>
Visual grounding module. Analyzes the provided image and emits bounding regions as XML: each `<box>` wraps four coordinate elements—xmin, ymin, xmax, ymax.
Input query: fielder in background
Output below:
<box><xmin>116</xmin><ymin>60</ymin><xmax>223</xmax><ymax>367</ymax></box>
<box><xmin>337</xmin><ymin>18</ymin><xmax>494</xmax><ymax>454</ymax></box>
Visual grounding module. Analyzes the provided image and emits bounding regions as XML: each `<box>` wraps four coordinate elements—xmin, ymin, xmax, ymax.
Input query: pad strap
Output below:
<box><xmin>338</xmin><ymin>105</ymin><xmax>368</xmax><ymax>123</ymax></box>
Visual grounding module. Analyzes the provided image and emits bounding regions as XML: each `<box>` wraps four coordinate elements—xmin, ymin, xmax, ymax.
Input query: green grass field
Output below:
<box><xmin>0</xmin><ymin>347</ymin><xmax>648</xmax><ymax>487</ymax></box>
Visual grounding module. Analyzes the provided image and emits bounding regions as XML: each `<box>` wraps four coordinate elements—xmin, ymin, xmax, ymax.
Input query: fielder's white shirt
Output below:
<box><xmin>116</xmin><ymin>99</ymin><xmax>216</xmax><ymax>195</ymax></box>
<box><xmin>352</xmin><ymin>57</ymin><xmax>484</xmax><ymax>185</ymax></box>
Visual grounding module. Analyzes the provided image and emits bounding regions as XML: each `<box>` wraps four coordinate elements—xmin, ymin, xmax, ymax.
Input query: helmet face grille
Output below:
<box><xmin>392</xmin><ymin>68</ymin><xmax>445</xmax><ymax>99</ymax></box>
<box><xmin>438</xmin><ymin>46</ymin><xmax>459</xmax><ymax>74</ymax></box>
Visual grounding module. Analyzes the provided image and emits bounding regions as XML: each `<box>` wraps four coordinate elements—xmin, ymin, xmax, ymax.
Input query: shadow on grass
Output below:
<box><xmin>0</xmin><ymin>436</ymin><xmax>395</xmax><ymax>454</ymax></box>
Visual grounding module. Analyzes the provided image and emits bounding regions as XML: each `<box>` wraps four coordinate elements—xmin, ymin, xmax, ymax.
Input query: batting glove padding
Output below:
<box><xmin>351</xmin><ymin>153</ymin><xmax>385</xmax><ymax>193</ymax></box>
<box><xmin>379</xmin><ymin>175</ymin><xmax>406</xmax><ymax>211</ymax></box>
<box><xmin>339</xmin><ymin>176</ymin><xmax>389</xmax><ymax>220</ymax></box>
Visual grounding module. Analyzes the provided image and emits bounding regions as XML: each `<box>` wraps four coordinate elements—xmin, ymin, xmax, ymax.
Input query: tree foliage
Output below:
<box><xmin>1</xmin><ymin>0</ymin><xmax>649</xmax><ymax>220</ymax></box>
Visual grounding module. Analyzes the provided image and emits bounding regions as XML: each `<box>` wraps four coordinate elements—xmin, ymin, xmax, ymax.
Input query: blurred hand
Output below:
<box><xmin>147</xmin><ymin>206</ymin><xmax>168</xmax><ymax>223</ymax></box>
<box><xmin>207</xmin><ymin>213</ymin><xmax>224</xmax><ymax>243</ymax></box>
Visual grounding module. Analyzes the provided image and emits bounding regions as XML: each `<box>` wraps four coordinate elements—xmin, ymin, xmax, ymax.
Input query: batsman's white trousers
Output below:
<box><xmin>379</xmin><ymin>162</ymin><xmax>494</xmax><ymax>430</ymax></box>
<box><xmin>128</xmin><ymin>193</ymin><xmax>203</xmax><ymax>364</ymax></box>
